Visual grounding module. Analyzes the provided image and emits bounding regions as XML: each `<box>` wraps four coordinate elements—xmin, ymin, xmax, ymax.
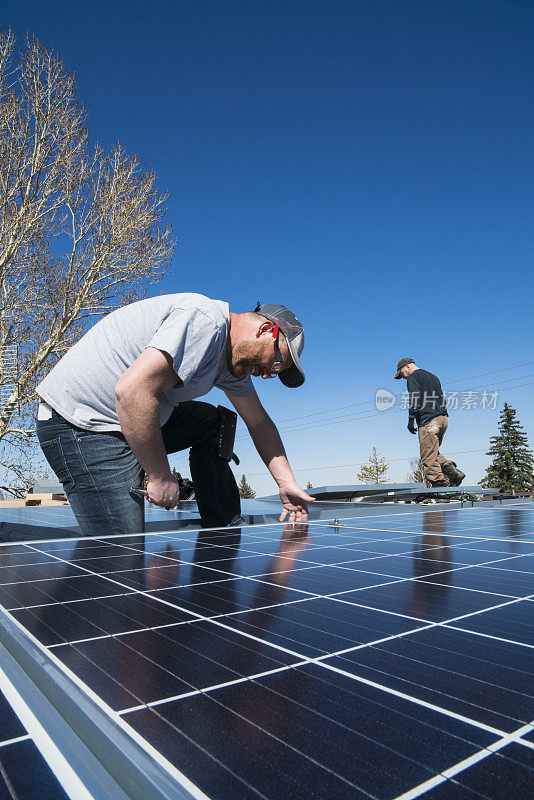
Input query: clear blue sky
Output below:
<box><xmin>8</xmin><ymin>0</ymin><xmax>534</xmax><ymax>494</ymax></box>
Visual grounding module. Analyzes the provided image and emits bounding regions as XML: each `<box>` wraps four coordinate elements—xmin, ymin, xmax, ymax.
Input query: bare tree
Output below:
<box><xmin>0</xmin><ymin>30</ymin><xmax>175</xmax><ymax>495</ymax></box>
<box><xmin>406</xmin><ymin>456</ymin><xmax>425</xmax><ymax>484</ymax></box>
<box><xmin>357</xmin><ymin>447</ymin><xmax>389</xmax><ymax>484</ymax></box>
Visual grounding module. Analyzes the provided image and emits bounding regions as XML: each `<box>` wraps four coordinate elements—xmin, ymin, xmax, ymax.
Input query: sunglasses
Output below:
<box><xmin>266</xmin><ymin>324</ymin><xmax>284</xmax><ymax>376</ymax></box>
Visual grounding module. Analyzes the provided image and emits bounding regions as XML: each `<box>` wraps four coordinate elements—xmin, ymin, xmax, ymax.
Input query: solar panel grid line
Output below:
<box><xmin>46</xmin><ymin>599</ymin><xmax>437</xmax><ymax>656</ymax></box>
<box><xmin>390</xmin><ymin>718</ymin><xmax>534</xmax><ymax>800</ymax></box>
<box><xmin>282</xmin><ymin>635</ymin><xmax>530</xmax><ymax>737</ymax></box>
<box><xmin>444</xmin><ymin>623</ymin><xmax>534</xmax><ymax>651</ymax></box>
<box><xmin>0</xmin><ymin>732</ymin><xmax>31</xmax><ymax>747</ymax></box>
<box><xmin>308</xmin><ymin>658</ymin><xmax>508</xmax><ymax>738</ymax></box>
<box><xmin>517</xmin><ymin>736</ymin><xmax>534</xmax><ymax>752</ymax></box>
<box><xmin>326</xmin><ymin>587</ymin><xmax>534</xmax><ymax>631</ymax></box>
<box><xmin>218</xmin><ymin>604</ymin><xmax>534</xmax><ymax>693</ymax></box>
<box><xmin>0</xmin><ymin>662</ymin><xmax>96</xmax><ymax>800</ymax></box>
<box><xmin>321</xmin><ymin>625</ymin><xmax>534</xmax><ymax>718</ymax></box>
<box><xmin>22</xmin><ymin>542</ymin><xmax>334</xmax><ymax>669</ymax></box>
<box><xmin>311</xmin><ymin>522</ymin><xmax>534</xmax><ymax>542</ymax></box>
<box><xmin>321</xmin><ymin>567</ymin><xmax>527</xmax><ymax>609</ymax></box>
<box><xmin>107</xmin><ymin>605</ymin><xmax>470</xmax><ymax>716</ymax></box>
<box><xmin>14</xmin><ymin>589</ymin><xmax>140</xmax><ymax>613</ymax></box>
<box><xmin>127</xmin><ymin>661</ymin><xmax>309</xmax><ymax>713</ymax></box>
<box><xmin>47</xmin><ymin>587</ymin><xmax>314</xmax><ymax>647</ymax></box>
<box><xmin>131</xmin><ymin>692</ymin><xmax>473</xmax><ymax>800</ymax></box>
<box><xmin>335</xmin><ymin>553</ymin><xmax>530</xmax><ymax>585</ymax></box>
<box><xmin>42</xmin><ymin>596</ymin><xmax>318</xmax><ymax>650</ymax></box>
<box><xmin>102</xmin><ymin>529</ymin><xmax>427</xmax><ymax>561</ymax></box>
<box><xmin>415</xmin><ymin>578</ymin><xmax>527</xmax><ymax>602</ymax></box>
<box><xmin>406</xmin><ymin>580</ymin><xmax>522</xmax><ymax>601</ymax></box>
<box><xmin>41</xmin><ymin>532</ymin><xmax>530</xmax><ymax>593</ymax></box>
<box><xmin>1</xmin><ymin>562</ymin><xmax>444</xmax><ymax>647</ymax></box>
<box><xmin>135</xmin><ymin>644</ymin><xmax>520</xmax><ymax>800</ymax></box>
<box><xmin>340</xmin><ymin>526</ymin><xmax>534</xmax><ymax>543</ymax></box>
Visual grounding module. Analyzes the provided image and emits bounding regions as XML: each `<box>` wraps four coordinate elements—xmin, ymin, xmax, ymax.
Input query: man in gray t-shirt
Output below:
<box><xmin>36</xmin><ymin>293</ymin><xmax>313</xmax><ymax>534</ymax></box>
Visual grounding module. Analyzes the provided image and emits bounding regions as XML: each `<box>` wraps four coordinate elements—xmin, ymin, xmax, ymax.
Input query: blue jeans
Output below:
<box><xmin>36</xmin><ymin>402</ymin><xmax>241</xmax><ymax>536</ymax></box>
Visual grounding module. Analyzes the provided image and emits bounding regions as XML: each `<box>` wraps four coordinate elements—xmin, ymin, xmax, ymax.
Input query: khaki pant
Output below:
<box><xmin>418</xmin><ymin>415</ymin><xmax>450</xmax><ymax>485</ymax></box>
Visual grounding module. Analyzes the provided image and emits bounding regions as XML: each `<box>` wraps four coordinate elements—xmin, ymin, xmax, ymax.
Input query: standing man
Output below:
<box><xmin>394</xmin><ymin>358</ymin><xmax>465</xmax><ymax>487</ymax></box>
<box><xmin>36</xmin><ymin>294</ymin><xmax>314</xmax><ymax>535</ymax></box>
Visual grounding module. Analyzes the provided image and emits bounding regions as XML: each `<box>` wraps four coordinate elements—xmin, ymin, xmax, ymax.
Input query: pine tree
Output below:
<box><xmin>357</xmin><ymin>447</ymin><xmax>390</xmax><ymax>484</ymax></box>
<box><xmin>238</xmin><ymin>474</ymin><xmax>256</xmax><ymax>499</ymax></box>
<box><xmin>480</xmin><ymin>404</ymin><xmax>534</xmax><ymax>494</ymax></box>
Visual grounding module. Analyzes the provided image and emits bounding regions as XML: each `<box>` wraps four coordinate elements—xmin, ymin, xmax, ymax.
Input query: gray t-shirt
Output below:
<box><xmin>37</xmin><ymin>294</ymin><xmax>253</xmax><ymax>432</ymax></box>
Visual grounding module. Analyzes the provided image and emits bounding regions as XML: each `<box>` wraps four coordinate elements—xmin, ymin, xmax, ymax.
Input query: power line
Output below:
<box><xmin>235</xmin><ymin>376</ymin><xmax>534</xmax><ymax>440</ymax></box>
<box><xmin>170</xmin><ymin>364</ymin><xmax>534</xmax><ymax>476</ymax></box>
<box><xmin>236</xmin><ymin>360</ymin><xmax>534</xmax><ymax>432</ymax></box>
<box><xmin>245</xmin><ymin>448</ymin><xmax>489</xmax><ymax>477</ymax></box>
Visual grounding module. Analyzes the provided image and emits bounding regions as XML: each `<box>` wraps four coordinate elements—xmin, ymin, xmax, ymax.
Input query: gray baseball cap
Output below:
<box><xmin>256</xmin><ymin>303</ymin><xmax>305</xmax><ymax>387</ymax></box>
<box><xmin>394</xmin><ymin>357</ymin><xmax>415</xmax><ymax>379</ymax></box>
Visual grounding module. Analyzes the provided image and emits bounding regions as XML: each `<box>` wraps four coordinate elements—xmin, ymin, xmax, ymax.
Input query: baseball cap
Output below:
<box><xmin>394</xmin><ymin>358</ymin><xmax>415</xmax><ymax>379</ymax></box>
<box><xmin>255</xmin><ymin>303</ymin><xmax>305</xmax><ymax>387</ymax></box>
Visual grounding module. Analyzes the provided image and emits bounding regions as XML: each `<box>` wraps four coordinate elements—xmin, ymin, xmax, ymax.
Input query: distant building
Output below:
<box><xmin>32</xmin><ymin>478</ymin><xmax>65</xmax><ymax>494</ymax></box>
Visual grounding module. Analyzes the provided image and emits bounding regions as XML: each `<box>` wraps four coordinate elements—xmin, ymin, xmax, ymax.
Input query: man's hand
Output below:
<box><xmin>146</xmin><ymin>476</ymin><xmax>180</xmax><ymax>509</ymax></box>
<box><xmin>278</xmin><ymin>482</ymin><xmax>315</xmax><ymax>522</ymax></box>
<box><xmin>407</xmin><ymin>419</ymin><xmax>417</xmax><ymax>435</ymax></box>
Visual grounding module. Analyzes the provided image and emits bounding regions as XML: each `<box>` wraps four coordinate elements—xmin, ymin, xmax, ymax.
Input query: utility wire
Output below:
<box><xmin>235</xmin><ymin>360</ymin><xmax>534</xmax><ymax>430</ymax></box>
<box><xmin>245</xmin><ymin>448</ymin><xmax>490</xmax><ymax>477</ymax></box>
<box><xmin>235</xmin><ymin>375</ymin><xmax>534</xmax><ymax>440</ymax></box>
<box><xmin>170</xmin><ymin>363</ymin><xmax>534</xmax><ymax>476</ymax></box>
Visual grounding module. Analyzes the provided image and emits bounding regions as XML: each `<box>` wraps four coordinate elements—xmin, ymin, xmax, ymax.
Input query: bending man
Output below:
<box><xmin>36</xmin><ymin>294</ymin><xmax>314</xmax><ymax>535</ymax></box>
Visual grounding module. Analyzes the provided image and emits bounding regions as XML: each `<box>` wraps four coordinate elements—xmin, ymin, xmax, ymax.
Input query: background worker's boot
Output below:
<box><xmin>442</xmin><ymin>461</ymin><xmax>466</xmax><ymax>486</ymax></box>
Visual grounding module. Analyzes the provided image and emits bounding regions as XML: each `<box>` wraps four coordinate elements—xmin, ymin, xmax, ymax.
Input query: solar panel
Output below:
<box><xmin>0</xmin><ymin>686</ymin><xmax>70</xmax><ymax>799</ymax></box>
<box><xmin>0</xmin><ymin>504</ymin><xmax>533</xmax><ymax>799</ymax></box>
<box><xmin>0</xmin><ymin>490</ymin><xmax>503</xmax><ymax>543</ymax></box>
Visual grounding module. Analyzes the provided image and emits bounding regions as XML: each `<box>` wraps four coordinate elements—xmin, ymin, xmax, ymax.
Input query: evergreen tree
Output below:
<box><xmin>480</xmin><ymin>404</ymin><xmax>534</xmax><ymax>494</ymax></box>
<box><xmin>238</xmin><ymin>474</ymin><xmax>256</xmax><ymax>499</ymax></box>
<box><xmin>357</xmin><ymin>447</ymin><xmax>390</xmax><ymax>484</ymax></box>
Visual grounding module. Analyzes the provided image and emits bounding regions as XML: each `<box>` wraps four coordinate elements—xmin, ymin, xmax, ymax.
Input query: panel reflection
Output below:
<box><xmin>407</xmin><ymin>511</ymin><xmax>451</xmax><ymax>617</ymax></box>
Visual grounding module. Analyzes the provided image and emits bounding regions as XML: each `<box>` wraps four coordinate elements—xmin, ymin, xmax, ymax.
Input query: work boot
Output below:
<box><xmin>442</xmin><ymin>461</ymin><xmax>466</xmax><ymax>487</ymax></box>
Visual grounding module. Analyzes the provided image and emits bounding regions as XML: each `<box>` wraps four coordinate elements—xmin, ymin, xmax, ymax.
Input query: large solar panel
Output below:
<box><xmin>0</xmin><ymin>504</ymin><xmax>533</xmax><ymax>799</ymax></box>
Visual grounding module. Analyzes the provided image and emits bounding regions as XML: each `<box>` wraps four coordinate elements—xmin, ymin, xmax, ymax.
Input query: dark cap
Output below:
<box><xmin>255</xmin><ymin>303</ymin><xmax>305</xmax><ymax>387</ymax></box>
<box><xmin>394</xmin><ymin>358</ymin><xmax>415</xmax><ymax>379</ymax></box>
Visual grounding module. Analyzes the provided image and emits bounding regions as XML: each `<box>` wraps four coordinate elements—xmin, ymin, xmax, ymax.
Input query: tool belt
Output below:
<box><xmin>217</xmin><ymin>405</ymin><xmax>240</xmax><ymax>464</ymax></box>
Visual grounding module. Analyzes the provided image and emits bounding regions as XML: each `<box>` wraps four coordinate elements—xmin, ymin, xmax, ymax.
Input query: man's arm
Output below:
<box><xmin>406</xmin><ymin>372</ymin><xmax>421</xmax><ymax>433</ymax></box>
<box><xmin>115</xmin><ymin>347</ymin><xmax>181</xmax><ymax>508</ymax></box>
<box><xmin>226</xmin><ymin>390</ymin><xmax>314</xmax><ymax>522</ymax></box>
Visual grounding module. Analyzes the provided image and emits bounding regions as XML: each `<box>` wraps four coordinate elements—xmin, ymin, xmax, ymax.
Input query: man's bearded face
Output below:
<box><xmin>228</xmin><ymin>337</ymin><xmax>273</xmax><ymax>379</ymax></box>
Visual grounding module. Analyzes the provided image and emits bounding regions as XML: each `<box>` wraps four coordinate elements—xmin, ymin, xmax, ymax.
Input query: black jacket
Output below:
<box><xmin>406</xmin><ymin>369</ymin><xmax>448</xmax><ymax>427</ymax></box>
